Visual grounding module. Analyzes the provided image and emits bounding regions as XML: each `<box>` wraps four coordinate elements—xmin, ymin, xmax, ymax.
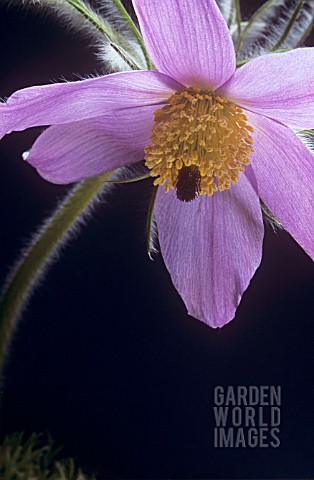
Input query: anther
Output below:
<box><xmin>175</xmin><ymin>165</ymin><xmax>201</xmax><ymax>202</ymax></box>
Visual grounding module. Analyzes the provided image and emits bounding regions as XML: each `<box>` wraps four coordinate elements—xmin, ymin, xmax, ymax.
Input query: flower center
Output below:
<box><xmin>144</xmin><ymin>87</ymin><xmax>254</xmax><ymax>202</ymax></box>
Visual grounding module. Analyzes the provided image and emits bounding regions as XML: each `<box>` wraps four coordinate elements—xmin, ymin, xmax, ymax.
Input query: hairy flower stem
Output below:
<box><xmin>111</xmin><ymin>0</ymin><xmax>153</xmax><ymax>68</ymax></box>
<box><xmin>146</xmin><ymin>186</ymin><xmax>158</xmax><ymax>259</ymax></box>
<box><xmin>66</xmin><ymin>0</ymin><xmax>110</xmax><ymax>33</ymax></box>
<box><xmin>0</xmin><ymin>172</ymin><xmax>112</xmax><ymax>379</ymax></box>
<box><xmin>234</xmin><ymin>0</ymin><xmax>242</xmax><ymax>41</ymax></box>
<box><xmin>270</xmin><ymin>0</ymin><xmax>304</xmax><ymax>52</ymax></box>
<box><xmin>65</xmin><ymin>0</ymin><xmax>151</xmax><ymax>69</ymax></box>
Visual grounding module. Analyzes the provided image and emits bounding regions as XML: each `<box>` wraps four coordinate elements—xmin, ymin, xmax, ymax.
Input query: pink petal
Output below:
<box><xmin>154</xmin><ymin>176</ymin><xmax>264</xmax><ymax>328</ymax></box>
<box><xmin>0</xmin><ymin>70</ymin><xmax>182</xmax><ymax>138</ymax></box>
<box><xmin>25</xmin><ymin>105</ymin><xmax>156</xmax><ymax>184</ymax></box>
<box><xmin>247</xmin><ymin>111</ymin><xmax>314</xmax><ymax>259</ymax></box>
<box><xmin>132</xmin><ymin>0</ymin><xmax>235</xmax><ymax>89</ymax></box>
<box><xmin>245</xmin><ymin>164</ymin><xmax>259</xmax><ymax>194</ymax></box>
<box><xmin>219</xmin><ymin>48</ymin><xmax>314</xmax><ymax>129</ymax></box>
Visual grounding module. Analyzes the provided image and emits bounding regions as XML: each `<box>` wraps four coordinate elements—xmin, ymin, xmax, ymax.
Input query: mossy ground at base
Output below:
<box><xmin>0</xmin><ymin>432</ymin><xmax>97</xmax><ymax>480</ymax></box>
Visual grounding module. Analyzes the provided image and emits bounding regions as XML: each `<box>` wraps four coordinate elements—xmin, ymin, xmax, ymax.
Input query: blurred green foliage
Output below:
<box><xmin>0</xmin><ymin>433</ymin><xmax>97</xmax><ymax>480</ymax></box>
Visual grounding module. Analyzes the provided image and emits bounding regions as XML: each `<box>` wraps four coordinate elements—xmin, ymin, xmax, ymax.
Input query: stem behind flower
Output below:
<box><xmin>111</xmin><ymin>0</ymin><xmax>153</xmax><ymax>69</ymax></box>
<box><xmin>0</xmin><ymin>172</ymin><xmax>113</xmax><ymax>380</ymax></box>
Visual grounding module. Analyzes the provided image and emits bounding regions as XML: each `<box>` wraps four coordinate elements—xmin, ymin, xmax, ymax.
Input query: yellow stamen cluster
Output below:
<box><xmin>144</xmin><ymin>87</ymin><xmax>254</xmax><ymax>200</ymax></box>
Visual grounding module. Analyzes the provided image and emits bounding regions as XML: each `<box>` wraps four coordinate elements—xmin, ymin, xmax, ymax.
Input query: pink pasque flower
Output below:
<box><xmin>1</xmin><ymin>0</ymin><xmax>313</xmax><ymax>327</ymax></box>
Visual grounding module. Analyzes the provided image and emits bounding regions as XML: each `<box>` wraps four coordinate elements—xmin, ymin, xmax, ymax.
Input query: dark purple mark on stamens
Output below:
<box><xmin>175</xmin><ymin>165</ymin><xmax>201</xmax><ymax>202</ymax></box>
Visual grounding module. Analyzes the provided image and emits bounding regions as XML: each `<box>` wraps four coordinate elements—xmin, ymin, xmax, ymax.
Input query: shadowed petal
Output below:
<box><xmin>132</xmin><ymin>0</ymin><xmax>235</xmax><ymax>89</ymax></box>
<box><xmin>25</xmin><ymin>105</ymin><xmax>157</xmax><ymax>184</ymax></box>
<box><xmin>247</xmin><ymin>111</ymin><xmax>314</xmax><ymax>259</ymax></box>
<box><xmin>0</xmin><ymin>70</ymin><xmax>182</xmax><ymax>138</ymax></box>
<box><xmin>154</xmin><ymin>176</ymin><xmax>264</xmax><ymax>328</ymax></box>
<box><xmin>245</xmin><ymin>164</ymin><xmax>259</xmax><ymax>194</ymax></box>
<box><xmin>219</xmin><ymin>48</ymin><xmax>314</xmax><ymax>129</ymax></box>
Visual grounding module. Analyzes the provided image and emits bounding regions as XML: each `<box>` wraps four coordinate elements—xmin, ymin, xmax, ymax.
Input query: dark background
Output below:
<box><xmin>0</xmin><ymin>1</ymin><xmax>314</xmax><ymax>478</ymax></box>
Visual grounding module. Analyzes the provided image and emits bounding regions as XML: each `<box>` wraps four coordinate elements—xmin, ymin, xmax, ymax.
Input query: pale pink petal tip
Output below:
<box><xmin>24</xmin><ymin>105</ymin><xmax>157</xmax><ymax>184</ymax></box>
<box><xmin>219</xmin><ymin>48</ymin><xmax>314</xmax><ymax>129</ymax></box>
<box><xmin>132</xmin><ymin>0</ymin><xmax>235</xmax><ymax>89</ymax></box>
<box><xmin>154</xmin><ymin>176</ymin><xmax>264</xmax><ymax>328</ymax></box>
<box><xmin>1</xmin><ymin>70</ymin><xmax>182</xmax><ymax>137</ymax></box>
<box><xmin>247</xmin><ymin>111</ymin><xmax>314</xmax><ymax>260</ymax></box>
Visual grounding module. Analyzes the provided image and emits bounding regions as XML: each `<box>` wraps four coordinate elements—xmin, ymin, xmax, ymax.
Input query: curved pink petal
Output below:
<box><xmin>132</xmin><ymin>0</ymin><xmax>235</xmax><ymax>89</ymax></box>
<box><xmin>154</xmin><ymin>176</ymin><xmax>264</xmax><ymax>328</ymax></box>
<box><xmin>219</xmin><ymin>48</ymin><xmax>314</xmax><ymax>129</ymax></box>
<box><xmin>247</xmin><ymin>111</ymin><xmax>314</xmax><ymax>259</ymax></box>
<box><xmin>0</xmin><ymin>70</ymin><xmax>182</xmax><ymax>138</ymax></box>
<box><xmin>25</xmin><ymin>105</ymin><xmax>156</xmax><ymax>184</ymax></box>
